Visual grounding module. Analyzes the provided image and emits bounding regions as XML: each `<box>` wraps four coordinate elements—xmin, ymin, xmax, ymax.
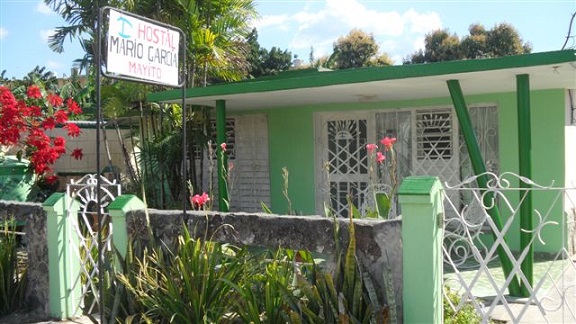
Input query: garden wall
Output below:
<box><xmin>0</xmin><ymin>200</ymin><xmax>403</xmax><ymax>319</ymax></box>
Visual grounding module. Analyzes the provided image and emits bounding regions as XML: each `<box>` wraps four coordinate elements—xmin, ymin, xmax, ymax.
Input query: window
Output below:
<box><xmin>416</xmin><ymin>110</ymin><xmax>452</xmax><ymax>160</ymax></box>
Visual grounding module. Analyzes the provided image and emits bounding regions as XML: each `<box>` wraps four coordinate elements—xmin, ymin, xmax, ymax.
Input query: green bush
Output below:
<box><xmin>444</xmin><ymin>286</ymin><xmax>481</xmax><ymax>324</ymax></box>
<box><xmin>0</xmin><ymin>220</ymin><xmax>26</xmax><ymax>316</ymax></box>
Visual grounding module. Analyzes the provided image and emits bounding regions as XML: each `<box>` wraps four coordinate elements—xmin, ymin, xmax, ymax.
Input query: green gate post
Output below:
<box><xmin>399</xmin><ymin>176</ymin><xmax>444</xmax><ymax>324</ymax></box>
<box><xmin>108</xmin><ymin>194</ymin><xmax>146</xmax><ymax>263</ymax></box>
<box><xmin>43</xmin><ymin>193</ymin><xmax>81</xmax><ymax>320</ymax></box>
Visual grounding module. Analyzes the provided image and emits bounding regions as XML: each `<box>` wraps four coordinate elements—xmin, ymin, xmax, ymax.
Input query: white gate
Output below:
<box><xmin>443</xmin><ymin>172</ymin><xmax>576</xmax><ymax>323</ymax></box>
<box><xmin>66</xmin><ymin>174</ymin><xmax>121</xmax><ymax>315</ymax></box>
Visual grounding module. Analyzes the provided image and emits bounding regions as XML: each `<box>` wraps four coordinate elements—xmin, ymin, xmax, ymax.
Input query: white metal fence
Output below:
<box><xmin>443</xmin><ymin>172</ymin><xmax>576</xmax><ymax>323</ymax></box>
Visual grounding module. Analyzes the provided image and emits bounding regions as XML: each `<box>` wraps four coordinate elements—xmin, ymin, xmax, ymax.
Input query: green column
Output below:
<box><xmin>517</xmin><ymin>74</ymin><xmax>533</xmax><ymax>292</ymax></box>
<box><xmin>398</xmin><ymin>176</ymin><xmax>444</xmax><ymax>324</ymax></box>
<box><xmin>216</xmin><ymin>99</ymin><xmax>229</xmax><ymax>211</ymax></box>
<box><xmin>43</xmin><ymin>193</ymin><xmax>81</xmax><ymax>320</ymax></box>
<box><xmin>108</xmin><ymin>194</ymin><xmax>146</xmax><ymax>263</ymax></box>
<box><xmin>447</xmin><ymin>79</ymin><xmax>522</xmax><ymax>297</ymax></box>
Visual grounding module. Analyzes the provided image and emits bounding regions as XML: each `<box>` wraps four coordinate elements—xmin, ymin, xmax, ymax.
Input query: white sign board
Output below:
<box><xmin>107</xmin><ymin>9</ymin><xmax>181</xmax><ymax>86</ymax></box>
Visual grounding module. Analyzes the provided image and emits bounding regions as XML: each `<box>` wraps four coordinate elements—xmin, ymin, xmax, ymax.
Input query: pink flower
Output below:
<box><xmin>191</xmin><ymin>192</ymin><xmax>211</xmax><ymax>208</ymax></box>
<box><xmin>380</xmin><ymin>137</ymin><xmax>397</xmax><ymax>150</ymax></box>
<box><xmin>220</xmin><ymin>142</ymin><xmax>227</xmax><ymax>152</ymax></box>
<box><xmin>366</xmin><ymin>143</ymin><xmax>378</xmax><ymax>153</ymax></box>
<box><xmin>376</xmin><ymin>152</ymin><xmax>386</xmax><ymax>164</ymax></box>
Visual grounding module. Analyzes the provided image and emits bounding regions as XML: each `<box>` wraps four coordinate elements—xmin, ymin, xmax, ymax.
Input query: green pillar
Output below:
<box><xmin>216</xmin><ymin>99</ymin><xmax>229</xmax><ymax>211</ymax></box>
<box><xmin>447</xmin><ymin>79</ymin><xmax>522</xmax><ymax>297</ymax></box>
<box><xmin>43</xmin><ymin>193</ymin><xmax>81</xmax><ymax>320</ymax></box>
<box><xmin>398</xmin><ymin>176</ymin><xmax>444</xmax><ymax>324</ymax></box>
<box><xmin>516</xmin><ymin>74</ymin><xmax>533</xmax><ymax>291</ymax></box>
<box><xmin>108</xmin><ymin>194</ymin><xmax>146</xmax><ymax>263</ymax></box>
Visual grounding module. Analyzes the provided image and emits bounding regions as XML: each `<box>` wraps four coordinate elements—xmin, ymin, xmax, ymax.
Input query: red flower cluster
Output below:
<box><xmin>0</xmin><ymin>85</ymin><xmax>83</xmax><ymax>182</ymax></box>
<box><xmin>190</xmin><ymin>192</ymin><xmax>210</xmax><ymax>209</ymax></box>
<box><xmin>366</xmin><ymin>136</ymin><xmax>396</xmax><ymax>164</ymax></box>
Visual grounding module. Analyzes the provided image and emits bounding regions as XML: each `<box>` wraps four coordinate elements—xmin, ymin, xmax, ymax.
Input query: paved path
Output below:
<box><xmin>490</xmin><ymin>260</ymin><xmax>576</xmax><ymax>323</ymax></box>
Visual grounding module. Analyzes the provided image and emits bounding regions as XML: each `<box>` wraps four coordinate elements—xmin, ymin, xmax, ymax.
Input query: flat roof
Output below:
<box><xmin>148</xmin><ymin>50</ymin><xmax>576</xmax><ymax>111</ymax></box>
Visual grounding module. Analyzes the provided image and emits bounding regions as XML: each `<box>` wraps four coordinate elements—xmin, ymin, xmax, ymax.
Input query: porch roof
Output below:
<box><xmin>148</xmin><ymin>50</ymin><xmax>576</xmax><ymax>111</ymax></box>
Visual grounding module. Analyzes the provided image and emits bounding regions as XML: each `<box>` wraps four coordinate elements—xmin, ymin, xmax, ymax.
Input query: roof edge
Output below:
<box><xmin>148</xmin><ymin>50</ymin><xmax>576</xmax><ymax>102</ymax></box>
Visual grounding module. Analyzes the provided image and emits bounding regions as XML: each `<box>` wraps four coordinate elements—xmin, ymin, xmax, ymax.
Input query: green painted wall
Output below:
<box><xmin>248</xmin><ymin>89</ymin><xmax>567</xmax><ymax>252</ymax></box>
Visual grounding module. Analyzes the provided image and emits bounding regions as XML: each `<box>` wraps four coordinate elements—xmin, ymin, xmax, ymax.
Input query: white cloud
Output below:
<box><xmin>412</xmin><ymin>36</ymin><xmax>426</xmax><ymax>52</ymax></box>
<box><xmin>403</xmin><ymin>9</ymin><xmax>442</xmax><ymax>34</ymax></box>
<box><xmin>40</xmin><ymin>29</ymin><xmax>56</xmax><ymax>43</ymax></box>
<box><xmin>46</xmin><ymin>60</ymin><xmax>63</xmax><ymax>70</ymax></box>
<box><xmin>255</xmin><ymin>0</ymin><xmax>444</xmax><ymax>65</ymax></box>
<box><xmin>0</xmin><ymin>27</ymin><xmax>7</xmax><ymax>40</ymax></box>
<box><xmin>35</xmin><ymin>1</ymin><xmax>53</xmax><ymax>15</ymax></box>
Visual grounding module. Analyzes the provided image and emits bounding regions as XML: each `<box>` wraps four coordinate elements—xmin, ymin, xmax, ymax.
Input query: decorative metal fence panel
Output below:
<box><xmin>66</xmin><ymin>174</ymin><xmax>121</xmax><ymax>315</ymax></box>
<box><xmin>443</xmin><ymin>172</ymin><xmax>576</xmax><ymax>323</ymax></box>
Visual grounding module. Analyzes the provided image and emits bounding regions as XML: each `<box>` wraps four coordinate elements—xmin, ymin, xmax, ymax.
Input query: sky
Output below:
<box><xmin>0</xmin><ymin>0</ymin><xmax>575</xmax><ymax>79</ymax></box>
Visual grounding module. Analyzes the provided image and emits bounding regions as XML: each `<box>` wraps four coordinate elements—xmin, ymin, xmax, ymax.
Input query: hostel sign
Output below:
<box><xmin>106</xmin><ymin>8</ymin><xmax>182</xmax><ymax>87</ymax></box>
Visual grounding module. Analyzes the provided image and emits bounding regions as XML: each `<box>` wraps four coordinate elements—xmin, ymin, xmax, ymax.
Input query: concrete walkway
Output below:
<box><xmin>490</xmin><ymin>260</ymin><xmax>576</xmax><ymax>323</ymax></box>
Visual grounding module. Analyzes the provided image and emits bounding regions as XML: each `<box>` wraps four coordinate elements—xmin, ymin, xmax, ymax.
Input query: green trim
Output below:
<box><xmin>148</xmin><ymin>50</ymin><xmax>576</xmax><ymax>102</ymax></box>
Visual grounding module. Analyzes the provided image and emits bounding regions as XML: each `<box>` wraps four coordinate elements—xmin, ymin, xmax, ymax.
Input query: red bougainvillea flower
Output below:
<box><xmin>0</xmin><ymin>83</ymin><xmax>83</xmax><ymax>180</ymax></box>
<box><xmin>376</xmin><ymin>152</ymin><xmax>386</xmax><ymax>164</ymax></box>
<box><xmin>66</xmin><ymin>98</ymin><xmax>82</xmax><ymax>115</ymax></box>
<box><xmin>26</xmin><ymin>85</ymin><xmax>42</xmax><ymax>99</ymax></box>
<box><xmin>64</xmin><ymin>123</ymin><xmax>81</xmax><ymax>137</ymax></box>
<box><xmin>54</xmin><ymin>109</ymin><xmax>68</xmax><ymax>124</ymax></box>
<box><xmin>44</xmin><ymin>175</ymin><xmax>59</xmax><ymax>184</ymax></box>
<box><xmin>191</xmin><ymin>192</ymin><xmax>210</xmax><ymax>208</ymax></box>
<box><xmin>71</xmin><ymin>148</ymin><xmax>83</xmax><ymax>160</ymax></box>
<box><xmin>47</xmin><ymin>93</ymin><xmax>63</xmax><ymax>107</ymax></box>
<box><xmin>220</xmin><ymin>142</ymin><xmax>227</xmax><ymax>152</ymax></box>
<box><xmin>366</xmin><ymin>143</ymin><xmax>378</xmax><ymax>153</ymax></box>
<box><xmin>380</xmin><ymin>136</ymin><xmax>397</xmax><ymax>151</ymax></box>
<box><xmin>42</xmin><ymin>117</ymin><xmax>56</xmax><ymax>130</ymax></box>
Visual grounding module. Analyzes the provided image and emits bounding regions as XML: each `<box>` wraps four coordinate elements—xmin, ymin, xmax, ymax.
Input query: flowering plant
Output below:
<box><xmin>190</xmin><ymin>192</ymin><xmax>211</xmax><ymax>210</ymax></box>
<box><xmin>364</xmin><ymin>136</ymin><xmax>398</xmax><ymax>218</ymax></box>
<box><xmin>0</xmin><ymin>84</ymin><xmax>83</xmax><ymax>183</ymax></box>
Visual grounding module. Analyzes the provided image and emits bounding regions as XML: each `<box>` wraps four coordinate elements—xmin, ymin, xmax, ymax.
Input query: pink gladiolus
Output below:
<box><xmin>380</xmin><ymin>137</ymin><xmax>397</xmax><ymax>150</ymax></box>
<box><xmin>376</xmin><ymin>152</ymin><xmax>386</xmax><ymax>164</ymax></box>
<box><xmin>191</xmin><ymin>192</ymin><xmax>211</xmax><ymax>208</ymax></box>
<box><xmin>366</xmin><ymin>143</ymin><xmax>378</xmax><ymax>153</ymax></box>
<box><xmin>220</xmin><ymin>142</ymin><xmax>227</xmax><ymax>152</ymax></box>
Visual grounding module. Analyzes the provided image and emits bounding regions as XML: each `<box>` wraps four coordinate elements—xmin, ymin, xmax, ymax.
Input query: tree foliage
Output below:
<box><xmin>332</xmin><ymin>29</ymin><xmax>380</xmax><ymax>69</ymax></box>
<box><xmin>246</xmin><ymin>28</ymin><xmax>293</xmax><ymax>78</ymax></box>
<box><xmin>316</xmin><ymin>29</ymin><xmax>392</xmax><ymax>70</ymax></box>
<box><xmin>405</xmin><ymin>23</ymin><xmax>532</xmax><ymax>64</ymax></box>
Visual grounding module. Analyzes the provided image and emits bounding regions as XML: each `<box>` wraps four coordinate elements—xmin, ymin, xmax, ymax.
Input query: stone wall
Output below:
<box><xmin>126</xmin><ymin>209</ymin><xmax>403</xmax><ymax>313</ymax></box>
<box><xmin>0</xmin><ymin>200</ymin><xmax>402</xmax><ymax>319</ymax></box>
<box><xmin>0</xmin><ymin>200</ymin><xmax>49</xmax><ymax>316</ymax></box>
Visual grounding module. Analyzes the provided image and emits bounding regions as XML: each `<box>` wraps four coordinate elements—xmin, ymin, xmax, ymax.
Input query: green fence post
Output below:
<box><xmin>108</xmin><ymin>194</ymin><xmax>146</xmax><ymax>262</ymax></box>
<box><xmin>43</xmin><ymin>193</ymin><xmax>81</xmax><ymax>320</ymax></box>
<box><xmin>398</xmin><ymin>176</ymin><xmax>444</xmax><ymax>324</ymax></box>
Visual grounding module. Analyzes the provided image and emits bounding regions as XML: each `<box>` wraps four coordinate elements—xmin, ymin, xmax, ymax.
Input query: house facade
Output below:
<box><xmin>150</xmin><ymin>50</ymin><xmax>576</xmax><ymax>252</ymax></box>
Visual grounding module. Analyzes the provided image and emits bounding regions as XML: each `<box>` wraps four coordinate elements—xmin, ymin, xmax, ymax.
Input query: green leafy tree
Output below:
<box><xmin>246</xmin><ymin>28</ymin><xmax>293</xmax><ymax>78</ymax></box>
<box><xmin>405</xmin><ymin>22</ymin><xmax>531</xmax><ymax>64</ymax></box>
<box><xmin>332</xmin><ymin>29</ymin><xmax>380</xmax><ymax>69</ymax></box>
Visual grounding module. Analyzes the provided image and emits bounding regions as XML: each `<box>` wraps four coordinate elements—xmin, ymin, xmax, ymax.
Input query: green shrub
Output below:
<box><xmin>444</xmin><ymin>286</ymin><xmax>481</xmax><ymax>324</ymax></box>
<box><xmin>0</xmin><ymin>220</ymin><xmax>26</xmax><ymax>316</ymax></box>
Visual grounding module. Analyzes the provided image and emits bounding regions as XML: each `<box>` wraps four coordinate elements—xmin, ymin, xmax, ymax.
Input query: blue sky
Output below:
<box><xmin>1</xmin><ymin>0</ymin><xmax>575</xmax><ymax>79</ymax></box>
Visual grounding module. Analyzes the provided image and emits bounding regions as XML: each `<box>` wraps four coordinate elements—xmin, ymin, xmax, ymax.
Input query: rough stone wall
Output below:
<box><xmin>0</xmin><ymin>201</ymin><xmax>404</xmax><ymax>320</ymax></box>
<box><xmin>126</xmin><ymin>210</ymin><xmax>403</xmax><ymax>315</ymax></box>
<box><xmin>0</xmin><ymin>200</ymin><xmax>49</xmax><ymax>316</ymax></box>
